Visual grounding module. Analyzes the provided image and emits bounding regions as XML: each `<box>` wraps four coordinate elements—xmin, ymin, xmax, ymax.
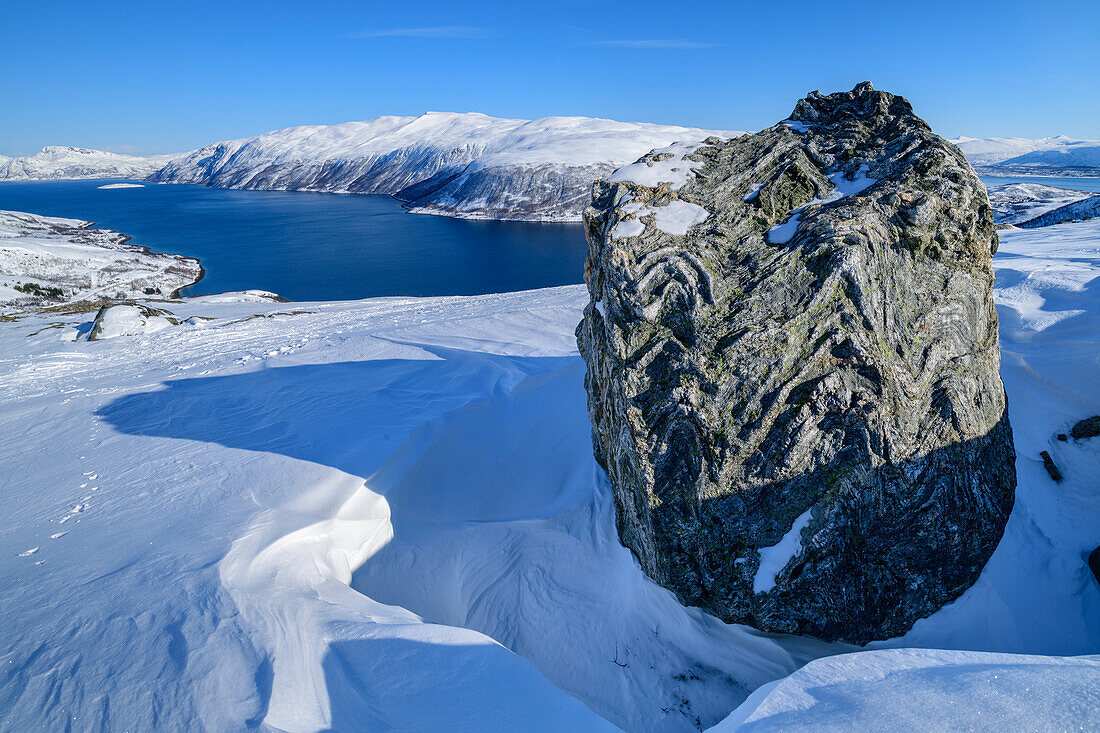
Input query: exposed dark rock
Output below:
<box><xmin>1057</xmin><ymin>434</ymin><xmax>1069</xmax><ymax>442</ymax></box>
<box><xmin>1090</xmin><ymin>547</ymin><xmax>1100</xmax><ymax>586</ymax></box>
<box><xmin>1071</xmin><ymin>416</ymin><xmax>1100</xmax><ymax>440</ymax></box>
<box><xmin>577</xmin><ymin>82</ymin><xmax>1017</xmax><ymax>644</ymax></box>
<box><xmin>1040</xmin><ymin>451</ymin><xmax>1064</xmax><ymax>482</ymax></box>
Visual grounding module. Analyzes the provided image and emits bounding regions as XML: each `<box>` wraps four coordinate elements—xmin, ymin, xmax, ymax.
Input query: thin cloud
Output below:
<box><xmin>352</xmin><ymin>26</ymin><xmax>494</xmax><ymax>39</ymax></box>
<box><xmin>596</xmin><ymin>39</ymin><xmax>718</xmax><ymax>49</ymax></box>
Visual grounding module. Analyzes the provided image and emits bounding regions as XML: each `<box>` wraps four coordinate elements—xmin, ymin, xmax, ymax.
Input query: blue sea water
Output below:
<box><xmin>3</xmin><ymin>176</ymin><xmax>1097</xmax><ymax>302</ymax></box>
<box><xmin>0</xmin><ymin>179</ymin><xmax>588</xmax><ymax>301</ymax></box>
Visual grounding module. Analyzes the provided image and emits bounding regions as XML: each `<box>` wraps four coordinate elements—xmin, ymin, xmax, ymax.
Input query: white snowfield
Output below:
<box><xmin>0</xmin><ymin>146</ymin><xmax>179</xmax><ymax>181</ymax></box>
<box><xmin>0</xmin><ymin>209</ymin><xmax>202</xmax><ymax>306</ymax></box>
<box><xmin>1</xmin><ymin>220</ymin><xmax>1098</xmax><ymax>731</ymax></box>
<box><xmin>148</xmin><ymin>112</ymin><xmax>740</xmax><ymax>221</ymax></box>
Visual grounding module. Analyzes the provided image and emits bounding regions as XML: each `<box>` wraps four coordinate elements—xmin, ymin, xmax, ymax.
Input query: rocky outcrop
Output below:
<box><xmin>577</xmin><ymin>83</ymin><xmax>1017</xmax><ymax>644</ymax></box>
<box><xmin>1071</xmin><ymin>416</ymin><xmax>1100</xmax><ymax>440</ymax></box>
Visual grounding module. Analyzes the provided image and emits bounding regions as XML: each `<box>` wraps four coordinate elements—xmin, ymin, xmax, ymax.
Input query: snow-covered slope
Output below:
<box><xmin>1</xmin><ymin>219</ymin><xmax>1097</xmax><ymax>730</ymax></box>
<box><xmin>0</xmin><ymin>146</ymin><xmax>181</xmax><ymax>181</ymax></box>
<box><xmin>986</xmin><ymin>182</ymin><xmax>1096</xmax><ymax>225</ymax></box>
<box><xmin>0</xmin><ymin>209</ymin><xmax>201</xmax><ymax>306</ymax></box>
<box><xmin>149</xmin><ymin>113</ymin><xmax>740</xmax><ymax>221</ymax></box>
<box><xmin>953</xmin><ymin>135</ymin><xmax>1100</xmax><ymax>175</ymax></box>
<box><xmin>714</xmin><ymin>649</ymin><xmax>1100</xmax><ymax>731</ymax></box>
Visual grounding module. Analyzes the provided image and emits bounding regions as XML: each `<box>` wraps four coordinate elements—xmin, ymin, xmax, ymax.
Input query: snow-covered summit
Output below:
<box><xmin>0</xmin><ymin>146</ymin><xmax>182</xmax><ymax>181</ymax></box>
<box><xmin>149</xmin><ymin>112</ymin><xmax>741</xmax><ymax>221</ymax></box>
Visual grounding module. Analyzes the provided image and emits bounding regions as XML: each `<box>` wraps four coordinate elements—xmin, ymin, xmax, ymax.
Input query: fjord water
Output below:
<box><xmin>979</xmin><ymin>174</ymin><xmax>1100</xmax><ymax>193</ymax></box>
<box><xmin>0</xmin><ymin>180</ymin><xmax>587</xmax><ymax>300</ymax></box>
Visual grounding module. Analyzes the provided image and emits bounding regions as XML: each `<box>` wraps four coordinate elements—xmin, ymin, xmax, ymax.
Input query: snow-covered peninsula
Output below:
<box><xmin>0</xmin><ymin>209</ymin><xmax>202</xmax><ymax>307</ymax></box>
<box><xmin>147</xmin><ymin>112</ymin><xmax>741</xmax><ymax>221</ymax></box>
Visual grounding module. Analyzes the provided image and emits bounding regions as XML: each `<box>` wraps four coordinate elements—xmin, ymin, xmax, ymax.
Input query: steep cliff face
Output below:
<box><xmin>577</xmin><ymin>83</ymin><xmax>1017</xmax><ymax>644</ymax></box>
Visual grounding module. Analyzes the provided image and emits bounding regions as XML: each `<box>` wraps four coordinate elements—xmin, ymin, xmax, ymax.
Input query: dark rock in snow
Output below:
<box><xmin>577</xmin><ymin>82</ymin><xmax>1017</xmax><ymax>644</ymax></box>
<box><xmin>1040</xmin><ymin>451</ymin><xmax>1064</xmax><ymax>483</ymax></box>
<box><xmin>1071</xmin><ymin>416</ymin><xmax>1100</xmax><ymax>441</ymax></box>
<box><xmin>1090</xmin><ymin>547</ymin><xmax>1100</xmax><ymax>586</ymax></box>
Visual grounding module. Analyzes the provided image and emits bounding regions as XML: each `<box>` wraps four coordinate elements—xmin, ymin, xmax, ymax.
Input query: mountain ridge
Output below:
<box><xmin>147</xmin><ymin>111</ymin><xmax>742</xmax><ymax>221</ymax></box>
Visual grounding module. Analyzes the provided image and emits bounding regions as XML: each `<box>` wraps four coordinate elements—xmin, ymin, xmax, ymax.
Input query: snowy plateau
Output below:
<box><xmin>1</xmin><ymin>207</ymin><xmax>1099</xmax><ymax>730</ymax></box>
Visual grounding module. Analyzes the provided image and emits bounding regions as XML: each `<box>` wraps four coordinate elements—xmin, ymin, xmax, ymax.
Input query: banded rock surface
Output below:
<box><xmin>577</xmin><ymin>82</ymin><xmax>1017</xmax><ymax>643</ymax></box>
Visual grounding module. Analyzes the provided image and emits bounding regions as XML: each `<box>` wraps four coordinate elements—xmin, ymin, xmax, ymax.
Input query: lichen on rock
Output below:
<box><xmin>576</xmin><ymin>82</ymin><xmax>1017</xmax><ymax>644</ymax></box>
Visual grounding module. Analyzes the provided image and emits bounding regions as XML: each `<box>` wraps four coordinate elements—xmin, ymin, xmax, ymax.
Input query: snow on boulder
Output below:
<box><xmin>579</xmin><ymin>82</ymin><xmax>1016</xmax><ymax>644</ymax></box>
<box><xmin>86</xmin><ymin>302</ymin><xmax>180</xmax><ymax>340</ymax></box>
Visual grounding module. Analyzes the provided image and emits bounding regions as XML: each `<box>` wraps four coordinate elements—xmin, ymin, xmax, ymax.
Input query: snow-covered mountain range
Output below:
<box><xmin>148</xmin><ymin>112</ymin><xmax>741</xmax><ymax>221</ymax></box>
<box><xmin>0</xmin><ymin>146</ymin><xmax>179</xmax><ymax>181</ymax></box>
<box><xmin>952</xmin><ymin>135</ymin><xmax>1100</xmax><ymax>175</ymax></box>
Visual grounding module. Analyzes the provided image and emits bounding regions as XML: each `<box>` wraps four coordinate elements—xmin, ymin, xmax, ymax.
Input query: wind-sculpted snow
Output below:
<box><xmin>714</xmin><ymin>649</ymin><xmax>1100</xmax><ymax>731</ymax></box>
<box><xmin>0</xmin><ymin>146</ymin><xmax>180</xmax><ymax>181</ymax></box>
<box><xmin>148</xmin><ymin>112</ymin><xmax>739</xmax><ymax>221</ymax></box>
<box><xmin>0</xmin><ymin>209</ymin><xmax>201</xmax><ymax>305</ymax></box>
<box><xmin>1</xmin><ymin>212</ymin><xmax>1098</xmax><ymax>729</ymax></box>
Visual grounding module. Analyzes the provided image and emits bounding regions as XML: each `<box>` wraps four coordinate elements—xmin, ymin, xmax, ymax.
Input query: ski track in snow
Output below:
<box><xmin>1</xmin><ymin>219</ymin><xmax>1099</xmax><ymax>730</ymax></box>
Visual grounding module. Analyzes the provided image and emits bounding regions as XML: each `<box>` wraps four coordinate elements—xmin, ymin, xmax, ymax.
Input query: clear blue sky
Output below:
<box><xmin>2</xmin><ymin>0</ymin><xmax>1098</xmax><ymax>156</ymax></box>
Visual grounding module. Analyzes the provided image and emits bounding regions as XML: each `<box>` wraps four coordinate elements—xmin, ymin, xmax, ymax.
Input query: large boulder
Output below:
<box><xmin>576</xmin><ymin>82</ymin><xmax>1017</xmax><ymax>644</ymax></box>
